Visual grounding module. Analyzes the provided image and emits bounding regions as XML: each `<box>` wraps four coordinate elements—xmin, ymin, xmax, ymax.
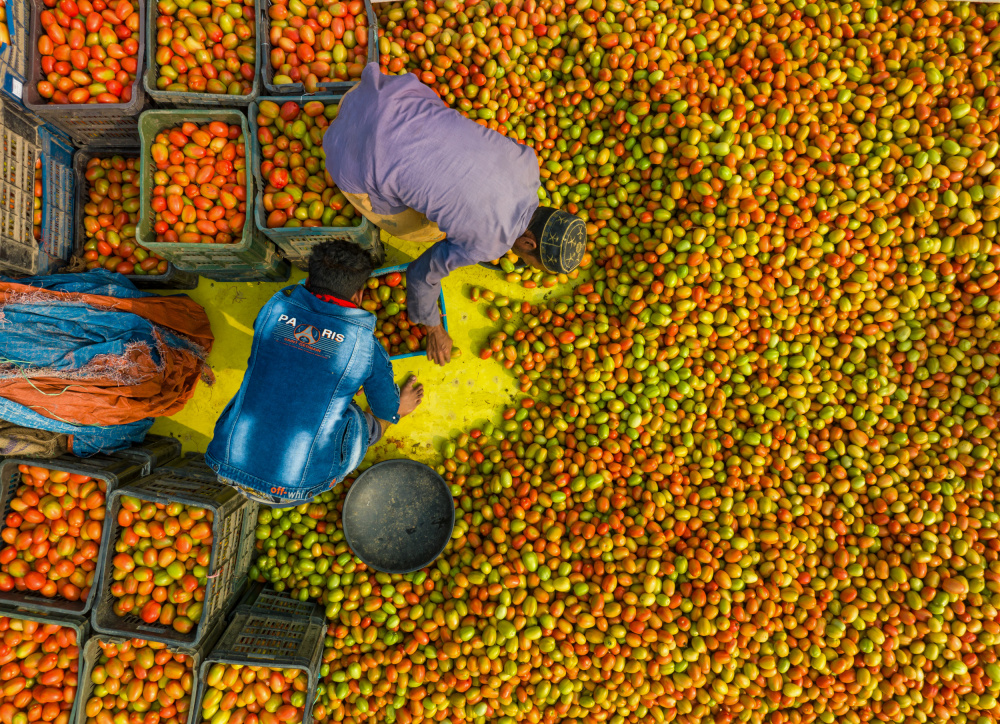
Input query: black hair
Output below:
<box><xmin>526</xmin><ymin>205</ymin><xmax>557</xmax><ymax>241</ymax></box>
<box><xmin>308</xmin><ymin>241</ymin><xmax>377</xmax><ymax>299</ymax></box>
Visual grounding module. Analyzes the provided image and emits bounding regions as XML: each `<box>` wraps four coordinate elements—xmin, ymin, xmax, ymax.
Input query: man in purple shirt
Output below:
<box><xmin>323</xmin><ymin>63</ymin><xmax>586</xmax><ymax>365</ymax></box>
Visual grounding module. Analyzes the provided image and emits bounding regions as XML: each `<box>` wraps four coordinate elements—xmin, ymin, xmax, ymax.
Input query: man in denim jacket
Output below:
<box><xmin>206</xmin><ymin>241</ymin><xmax>423</xmax><ymax>507</ymax></box>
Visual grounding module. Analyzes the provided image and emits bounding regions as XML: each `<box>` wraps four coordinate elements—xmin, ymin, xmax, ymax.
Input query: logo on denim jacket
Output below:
<box><xmin>294</xmin><ymin>325</ymin><xmax>320</xmax><ymax>344</ymax></box>
<box><xmin>273</xmin><ymin>315</ymin><xmax>346</xmax><ymax>358</ymax></box>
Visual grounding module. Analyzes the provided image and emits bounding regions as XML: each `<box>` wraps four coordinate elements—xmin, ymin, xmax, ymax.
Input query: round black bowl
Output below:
<box><xmin>342</xmin><ymin>459</ymin><xmax>455</xmax><ymax>574</ymax></box>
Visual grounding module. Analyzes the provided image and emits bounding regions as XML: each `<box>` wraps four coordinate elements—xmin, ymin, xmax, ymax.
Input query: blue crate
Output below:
<box><xmin>0</xmin><ymin>0</ymin><xmax>27</xmax><ymax>108</ymax></box>
<box><xmin>370</xmin><ymin>262</ymin><xmax>447</xmax><ymax>361</ymax></box>
<box><xmin>35</xmin><ymin>125</ymin><xmax>75</xmax><ymax>274</ymax></box>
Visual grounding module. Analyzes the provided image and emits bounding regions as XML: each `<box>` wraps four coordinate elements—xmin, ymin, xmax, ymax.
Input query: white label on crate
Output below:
<box><xmin>10</xmin><ymin>79</ymin><xmax>21</xmax><ymax>98</ymax></box>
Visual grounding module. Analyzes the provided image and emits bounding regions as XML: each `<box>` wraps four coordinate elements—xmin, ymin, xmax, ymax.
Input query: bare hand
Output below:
<box><xmin>426</xmin><ymin>324</ymin><xmax>453</xmax><ymax>366</ymax></box>
<box><xmin>398</xmin><ymin>375</ymin><xmax>424</xmax><ymax>417</ymax></box>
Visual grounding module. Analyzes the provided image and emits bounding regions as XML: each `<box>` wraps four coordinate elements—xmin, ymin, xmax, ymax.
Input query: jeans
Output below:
<box><xmin>221</xmin><ymin>410</ymin><xmax>385</xmax><ymax>508</ymax></box>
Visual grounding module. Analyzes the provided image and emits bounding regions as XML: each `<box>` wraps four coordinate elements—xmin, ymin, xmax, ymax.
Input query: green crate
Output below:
<box><xmin>137</xmin><ymin>109</ymin><xmax>285</xmax><ymax>281</ymax></box>
<box><xmin>248</xmin><ymin>94</ymin><xmax>379</xmax><ymax>270</ymax></box>
<box><xmin>141</xmin><ymin>0</ymin><xmax>259</xmax><ymax>107</ymax></box>
<box><xmin>197</xmin><ymin>240</ymin><xmax>292</xmax><ymax>283</ymax></box>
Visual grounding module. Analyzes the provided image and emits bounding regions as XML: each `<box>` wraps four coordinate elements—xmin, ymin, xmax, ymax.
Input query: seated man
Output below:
<box><xmin>206</xmin><ymin>240</ymin><xmax>423</xmax><ymax>507</ymax></box>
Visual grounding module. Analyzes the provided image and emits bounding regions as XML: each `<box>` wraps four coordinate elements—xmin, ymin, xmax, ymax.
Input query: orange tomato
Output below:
<box><xmin>1</xmin><ymin>466</ymin><xmax>101</xmax><ymax>603</ymax></box>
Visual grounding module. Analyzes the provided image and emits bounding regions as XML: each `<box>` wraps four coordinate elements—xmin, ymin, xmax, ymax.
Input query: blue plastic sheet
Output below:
<box><xmin>0</xmin><ymin>270</ymin><xmax>165</xmax><ymax>455</ymax></box>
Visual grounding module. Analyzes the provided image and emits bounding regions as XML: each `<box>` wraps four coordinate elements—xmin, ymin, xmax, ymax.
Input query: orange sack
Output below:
<box><xmin>0</xmin><ymin>280</ymin><xmax>213</xmax><ymax>426</ymax></box>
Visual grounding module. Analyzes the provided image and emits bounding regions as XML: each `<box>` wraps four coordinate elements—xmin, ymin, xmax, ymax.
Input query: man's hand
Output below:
<box><xmin>425</xmin><ymin>324</ymin><xmax>453</xmax><ymax>366</ymax></box>
<box><xmin>398</xmin><ymin>375</ymin><xmax>424</xmax><ymax>417</ymax></box>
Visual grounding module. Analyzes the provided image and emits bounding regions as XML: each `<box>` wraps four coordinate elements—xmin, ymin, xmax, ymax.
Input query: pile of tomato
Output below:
<box><xmin>148</xmin><ymin>121</ymin><xmax>248</xmax><ymax>245</ymax></box>
<box><xmin>0</xmin><ymin>464</ymin><xmax>105</xmax><ymax>603</ymax></box>
<box><xmin>359</xmin><ymin>272</ymin><xmax>429</xmax><ymax>357</ymax></box>
<box><xmin>199</xmin><ymin>663</ymin><xmax>309</xmax><ymax>724</ymax></box>
<box><xmin>242</xmin><ymin>1</ymin><xmax>1000</xmax><ymax>724</ymax></box>
<box><xmin>0</xmin><ymin>615</ymin><xmax>81</xmax><ymax>722</ymax></box>
<box><xmin>83</xmin><ymin>638</ymin><xmax>196</xmax><ymax>724</ymax></box>
<box><xmin>109</xmin><ymin>496</ymin><xmax>213</xmax><ymax>634</ymax></box>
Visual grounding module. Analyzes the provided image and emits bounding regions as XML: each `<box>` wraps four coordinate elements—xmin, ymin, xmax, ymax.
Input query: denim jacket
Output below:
<box><xmin>205</xmin><ymin>285</ymin><xmax>400</xmax><ymax>499</ymax></box>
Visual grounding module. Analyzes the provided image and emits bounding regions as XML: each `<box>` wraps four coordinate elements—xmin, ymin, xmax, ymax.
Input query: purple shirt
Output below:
<box><xmin>324</xmin><ymin>64</ymin><xmax>541</xmax><ymax>326</ymax></box>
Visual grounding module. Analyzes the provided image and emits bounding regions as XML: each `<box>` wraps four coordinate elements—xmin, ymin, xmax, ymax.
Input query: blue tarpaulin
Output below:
<box><xmin>0</xmin><ymin>270</ymin><xmax>211</xmax><ymax>456</ymax></box>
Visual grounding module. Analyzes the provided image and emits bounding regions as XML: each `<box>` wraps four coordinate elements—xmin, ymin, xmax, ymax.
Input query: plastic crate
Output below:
<box><xmin>0</xmin><ymin>0</ymin><xmax>28</xmax><ymax>105</ymax></box>
<box><xmin>0</xmin><ymin>94</ymin><xmax>39</xmax><ymax>275</ymax></box>
<box><xmin>73</xmin><ymin>147</ymin><xmax>199</xmax><ymax>290</ymax></box>
<box><xmin>0</xmin><ymin>606</ymin><xmax>89</xmax><ymax>724</ymax></box>
<box><xmin>236</xmin><ymin>582</ymin><xmax>325</xmax><ymax>625</ymax></box>
<box><xmin>137</xmin><ymin>109</ymin><xmax>286</xmax><ymax>282</ymax></box>
<box><xmin>149</xmin><ymin>457</ymin><xmax>260</xmax><ymax>563</ymax></box>
<box><xmin>156</xmin><ymin>451</ymin><xmax>219</xmax><ymax>481</ymax></box>
<box><xmin>35</xmin><ymin>125</ymin><xmax>75</xmax><ymax>275</ymax></box>
<box><xmin>0</xmin><ymin>455</ymin><xmax>146</xmax><ymax>616</ymax></box>
<box><xmin>22</xmin><ymin>0</ymin><xmax>147</xmax><ymax>147</ymax></box>
<box><xmin>194</xmin><ymin>241</ymin><xmax>293</xmax><ymax>283</ymax></box>
<box><xmin>370</xmin><ymin>262</ymin><xmax>447</xmax><ymax>361</ymax></box>
<box><xmin>248</xmin><ymin>94</ymin><xmax>379</xmax><ymax>267</ymax></box>
<box><xmin>92</xmin><ymin>472</ymin><xmax>256</xmax><ymax>646</ymax></box>
<box><xmin>141</xmin><ymin>0</ymin><xmax>259</xmax><ymax>107</ymax></box>
<box><xmin>258</xmin><ymin>0</ymin><xmax>377</xmax><ymax>96</ymax></box>
<box><xmin>76</xmin><ymin>620</ymin><xmax>226</xmax><ymax>724</ymax></box>
<box><xmin>198</xmin><ymin>612</ymin><xmax>324</xmax><ymax>724</ymax></box>
<box><xmin>111</xmin><ymin>434</ymin><xmax>183</xmax><ymax>475</ymax></box>
<box><xmin>249</xmin><ymin>93</ymin><xmax>380</xmax><ymax>271</ymax></box>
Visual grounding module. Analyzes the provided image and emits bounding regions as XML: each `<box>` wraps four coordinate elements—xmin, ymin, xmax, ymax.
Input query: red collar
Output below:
<box><xmin>311</xmin><ymin>290</ymin><xmax>358</xmax><ymax>308</ymax></box>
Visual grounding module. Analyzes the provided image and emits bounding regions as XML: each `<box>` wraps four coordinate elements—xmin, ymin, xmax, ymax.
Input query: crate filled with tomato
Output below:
<box><xmin>260</xmin><ymin>0</ymin><xmax>372</xmax><ymax>94</ymax></box>
<box><xmin>0</xmin><ymin>613</ymin><xmax>87</xmax><ymax>724</ymax></box>
<box><xmin>249</xmin><ymin>96</ymin><xmax>377</xmax><ymax>268</ymax></box>
<box><xmin>143</xmin><ymin>0</ymin><xmax>257</xmax><ymax>107</ymax></box>
<box><xmin>78</xmin><ymin>629</ymin><xmax>224</xmax><ymax>724</ymax></box>
<box><xmin>32</xmin><ymin>158</ymin><xmax>42</xmax><ymax>243</ymax></box>
<box><xmin>92</xmin><ymin>473</ymin><xmax>258</xmax><ymax>646</ymax></box>
<box><xmin>137</xmin><ymin>110</ymin><xmax>288</xmax><ymax>283</ymax></box>
<box><xmin>197</xmin><ymin>611</ymin><xmax>324</xmax><ymax>724</ymax></box>
<box><xmin>0</xmin><ymin>456</ymin><xmax>144</xmax><ymax>616</ymax></box>
<box><xmin>23</xmin><ymin>0</ymin><xmax>146</xmax><ymax>147</ymax></box>
<box><xmin>75</xmin><ymin>150</ymin><xmax>198</xmax><ymax>289</ymax></box>
<box><xmin>362</xmin><ymin>264</ymin><xmax>447</xmax><ymax>361</ymax></box>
